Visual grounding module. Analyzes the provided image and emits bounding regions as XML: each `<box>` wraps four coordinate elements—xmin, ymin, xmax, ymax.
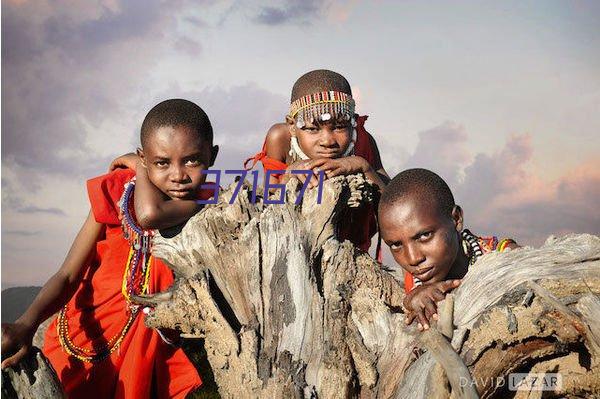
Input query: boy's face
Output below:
<box><xmin>289</xmin><ymin>116</ymin><xmax>352</xmax><ymax>159</ymax></box>
<box><xmin>379</xmin><ymin>195</ymin><xmax>463</xmax><ymax>284</ymax></box>
<box><xmin>138</xmin><ymin>125</ymin><xmax>217</xmax><ymax>200</ymax></box>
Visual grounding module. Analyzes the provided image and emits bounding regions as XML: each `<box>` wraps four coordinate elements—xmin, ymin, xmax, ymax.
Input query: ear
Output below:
<box><xmin>452</xmin><ymin>205</ymin><xmax>464</xmax><ymax>232</ymax></box>
<box><xmin>209</xmin><ymin>145</ymin><xmax>219</xmax><ymax>167</ymax></box>
<box><xmin>285</xmin><ymin>115</ymin><xmax>296</xmax><ymax>137</ymax></box>
<box><xmin>136</xmin><ymin>147</ymin><xmax>148</xmax><ymax>168</ymax></box>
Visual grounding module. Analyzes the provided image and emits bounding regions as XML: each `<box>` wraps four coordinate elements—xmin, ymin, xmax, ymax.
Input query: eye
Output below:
<box><xmin>390</xmin><ymin>242</ymin><xmax>402</xmax><ymax>251</ymax></box>
<box><xmin>418</xmin><ymin>231</ymin><xmax>433</xmax><ymax>241</ymax></box>
<box><xmin>302</xmin><ymin>126</ymin><xmax>318</xmax><ymax>132</ymax></box>
<box><xmin>185</xmin><ymin>158</ymin><xmax>201</xmax><ymax>167</ymax></box>
<box><xmin>155</xmin><ymin>160</ymin><xmax>168</xmax><ymax>168</ymax></box>
<box><xmin>334</xmin><ymin>124</ymin><xmax>349</xmax><ymax>131</ymax></box>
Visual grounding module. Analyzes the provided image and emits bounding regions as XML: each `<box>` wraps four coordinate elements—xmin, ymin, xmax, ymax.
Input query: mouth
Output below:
<box><xmin>316</xmin><ymin>150</ymin><xmax>341</xmax><ymax>158</ymax></box>
<box><xmin>413</xmin><ymin>265</ymin><xmax>436</xmax><ymax>282</ymax></box>
<box><xmin>168</xmin><ymin>189</ymin><xmax>193</xmax><ymax>199</ymax></box>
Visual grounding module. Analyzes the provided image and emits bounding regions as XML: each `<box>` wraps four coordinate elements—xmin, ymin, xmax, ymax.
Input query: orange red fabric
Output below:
<box><xmin>43</xmin><ymin>168</ymin><xmax>202</xmax><ymax>399</ymax></box>
<box><xmin>245</xmin><ymin>115</ymin><xmax>382</xmax><ymax>254</ymax></box>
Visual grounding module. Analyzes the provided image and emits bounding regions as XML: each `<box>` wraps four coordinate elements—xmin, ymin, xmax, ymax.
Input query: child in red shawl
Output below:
<box><xmin>378</xmin><ymin>168</ymin><xmax>517</xmax><ymax>332</ymax></box>
<box><xmin>1</xmin><ymin>99</ymin><xmax>219</xmax><ymax>398</ymax></box>
<box><xmin>245</xmin><ymin>69</ymin><xmax>390</xmax><ymax>253</ymax></box>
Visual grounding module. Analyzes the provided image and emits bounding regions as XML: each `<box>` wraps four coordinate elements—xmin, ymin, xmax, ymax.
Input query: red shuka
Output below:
<box><xmin>43</xmin><ymin>168</ymin><xmax>202</xmax><ymax>399</ymax></box>
<box><xmin>245</xmin><ymin>115</ymin><xmax>383</xmax><ymax>254</ymax></box>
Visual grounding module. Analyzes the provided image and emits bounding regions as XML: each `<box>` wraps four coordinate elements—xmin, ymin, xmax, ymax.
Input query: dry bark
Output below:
<box><xmin>138</xmin><ymin>175</ymin><xmax>600</xmax><ymax>398</ymax></box>
<box><xmin>1</xmin><ymin>347</ymin><xmax>65</xmax><ymax>399</ymax></box>
<box><xmin>4</xmin><ymin>175</ymin><xmax>599</xmax><ymax>398</ymax></box>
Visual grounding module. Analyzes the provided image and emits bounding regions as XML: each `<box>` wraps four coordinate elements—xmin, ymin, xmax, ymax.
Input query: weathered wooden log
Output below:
<box><xmin>1</xmin><ymin>347</ymin><xmax>65</xmax><ymax>399</ymax></box>
<box><xmin>139</xmin><ymin>175</ymin><xmax>600</xmax><ymax>398</ymax></box>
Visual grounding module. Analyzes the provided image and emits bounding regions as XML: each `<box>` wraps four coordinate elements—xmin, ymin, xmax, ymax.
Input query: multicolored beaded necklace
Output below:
<box><xmin>57</xmin><ymin>178</ymin><xmax>154</xmax><ymax>362</ymax></box>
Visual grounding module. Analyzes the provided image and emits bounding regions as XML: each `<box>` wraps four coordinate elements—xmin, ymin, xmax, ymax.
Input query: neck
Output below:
<box><xmin>446</xmin><ymin>247</ymin><xmax>469</xmax><ymax>280</ymax></box>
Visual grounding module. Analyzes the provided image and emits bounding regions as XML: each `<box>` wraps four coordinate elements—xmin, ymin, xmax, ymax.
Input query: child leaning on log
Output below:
<box><xmin>244</xmin><ymin>69</ymin><xmax>390</xmax><ymax>255</ymax></box>
<box><xmin>1</xmin><ymin>99</ymin><xmax>220</xmax><ymax>398</ymax></box>
<box><xmin>378</xmin><ymin>168</ymin><xmax>518</xmax><ymax>332</ymax></box>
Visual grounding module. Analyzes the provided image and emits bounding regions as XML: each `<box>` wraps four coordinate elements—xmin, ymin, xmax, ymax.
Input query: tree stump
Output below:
<box><xmin>135</xmin><ymin>175</ymin><xmax>600</xmax><ymax>398</ymax></box>
<box><xmin>1</xmin><ymin>347</ymin><xmax>65</xmax><ymax>399</ymax></box>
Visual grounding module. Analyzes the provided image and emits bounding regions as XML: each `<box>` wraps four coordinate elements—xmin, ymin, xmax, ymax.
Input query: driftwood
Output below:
<box><xmin>134</xmin><ymin>175</ymin><xmax>600</xmax><ymax>398</ymax></box>
<box><xmin>1</xmin><ymin>347</ymin><xmax>65</xmax><ymax>399</ymax></box>
<box><xmin>4</xmin><ymin>175</ymin><xmax>599</xmax><ymax>398</ymax></box>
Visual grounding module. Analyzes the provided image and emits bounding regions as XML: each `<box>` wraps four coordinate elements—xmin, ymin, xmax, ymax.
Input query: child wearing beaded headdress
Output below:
<box><xmin>1</xmin><ymin>99</ymin><xmax>219</xmax><ymax>398</ymax></box>
<box><xmin>378</xmin><ymin>168</ymin><xmax>518</xmax><ymax>332</ymax></box>
<box><xmin>245</xmin><ymin>69</ymin><xmax>390</xmax><ymax>254</ymax></box>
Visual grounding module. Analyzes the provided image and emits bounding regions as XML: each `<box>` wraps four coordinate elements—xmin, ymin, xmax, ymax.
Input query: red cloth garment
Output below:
<box><xmin>245</xmin><ymin>115</ymin><xmax>382</xmax><ymax>253</ymax></box>
<box><xmin>43</xmin><ymin>168</ymin><xmax>202</xmax><ymax>399</ymax></box>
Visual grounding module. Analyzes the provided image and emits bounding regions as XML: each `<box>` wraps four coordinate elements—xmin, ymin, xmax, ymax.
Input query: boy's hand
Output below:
<box><xmin>309</xmin><ymin>156</ymin><xmax>369</xmax><ymax>180</ymax></box>
<box><xmin>1</xmin><ymin>322</ymin><xmax>35</xmax><ymax>369</ymax></box>
<box><xmin>403</xmin><ymin>279</ymin><xmax>461</xmax><ymax>331</ymax></box>
<box><xmin>109</xmin><ymin>152</ymin><xmax>138</xmax><ymax>172</ymax></box>
<box><xmin>283</xmin><ymin>160</ymin><xmax>320</xmax><ymax>188</ymax></box>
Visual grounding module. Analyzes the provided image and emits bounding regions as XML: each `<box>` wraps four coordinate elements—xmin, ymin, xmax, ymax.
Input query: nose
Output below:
<box><xmin>406</xmin><ymin>243</ymin><xmax>425</xmax><ymax>267</ymax></box>
<box><xmin>318</xmin><ymin>127</ymin><xmax>336</xmax><ymax>147</ymax></box>
<box><xmin>170</xmin><ymin>165</ymin><xmax>188</xmax><ymax>183</ymax></box>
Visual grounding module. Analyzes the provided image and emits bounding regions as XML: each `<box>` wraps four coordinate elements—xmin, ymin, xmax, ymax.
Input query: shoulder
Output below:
<box><xmin>266</xmin><ymin>123</ymin><xmax>290</xmax><ymax>144</ymax></box>
<box><xmin>87</xmin><ymin>168</ymin><xmax>135</xmax><ymax>225</ymax></box>
<box><xmin>265</xmin><ymin>123</ymin><xmax>290</xmax><ymax>160</ymax></box>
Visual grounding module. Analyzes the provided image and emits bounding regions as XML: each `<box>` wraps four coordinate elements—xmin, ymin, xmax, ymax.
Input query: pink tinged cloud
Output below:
<box><xmin>398</xmin><ymin>122</ymin><xmax>599</xmax><ymax>247</ymax></box>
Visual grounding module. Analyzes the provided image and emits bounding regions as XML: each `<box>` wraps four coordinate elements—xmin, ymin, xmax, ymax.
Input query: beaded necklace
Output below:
<box><xmin>57</xmin><ymin>178</ymin><xmax>154</xmax><ymax>362</ymax></box>
<box><xmin>461</xmin><ymin>229</ymin><xmax>487</xmax><ymax>266</ymax></box>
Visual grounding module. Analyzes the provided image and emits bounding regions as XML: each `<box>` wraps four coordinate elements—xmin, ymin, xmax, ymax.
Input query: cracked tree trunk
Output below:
<box><xmin>138</xmin><ymin>175</ymin><xmax>600</xmax><ymax>399</ymax></box>
<box><xmin>4</xmin><ymin>176</ymin><xmax>599</xmax><ymax>398</ymax></box>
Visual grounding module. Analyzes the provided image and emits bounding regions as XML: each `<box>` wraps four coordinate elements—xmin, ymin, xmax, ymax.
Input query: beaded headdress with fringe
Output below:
<box><xmin>288</xmin><ymin>90</ymin><xmax>357</xmax><ymax>161</ymax></box>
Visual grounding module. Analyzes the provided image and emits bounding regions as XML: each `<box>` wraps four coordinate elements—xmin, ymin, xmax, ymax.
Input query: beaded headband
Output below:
<box><xmin>289</xmin><ymin>90</ymin><xmax>355</xmax><ymax>128</ymax></box>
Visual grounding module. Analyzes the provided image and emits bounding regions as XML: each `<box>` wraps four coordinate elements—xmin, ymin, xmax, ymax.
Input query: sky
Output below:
<box><xmin>2</xmin><ymin>0</ymin><xmax>599</xmax><ymax>288</ymax></box>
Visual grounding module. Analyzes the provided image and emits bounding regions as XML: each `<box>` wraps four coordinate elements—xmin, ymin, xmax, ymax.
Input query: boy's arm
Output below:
<box><xmin>308</xmin><ymin>156</ymin><xmax>387</xmax><ymax>191</ymax></box>
<box><xmin>134</xmin><ymin>160</ymin><xmax>202</xmax><ymax>230</ymax></box>
<box><xmin>403</xmin><ymin>279</ymin><xmax>461</xmax><ymax>331</ymax></box>
<box><xmin>109</xmin><ymin>152</ymin><xmax>138</xmax><ymax>172</ymax></box>
<box><xmin>1</xmin><ymin>210</ymin><xmax>102</xmax><ymax>368</ymax></box>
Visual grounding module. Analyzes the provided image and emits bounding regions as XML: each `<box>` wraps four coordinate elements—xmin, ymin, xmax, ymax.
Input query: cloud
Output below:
<box><xmin>16</xmin><ymin>206</ymin><xmax>67</xmax><ymax>216</ymax></box>
<box><xmin>254</xmin><ymin>0</ymin><xmax>320</xmax><ymax>25</ymax></box>
<box><xmin>1</xmin><ymin>0</ymin><xmax>208</xmax><ymax>182</ymax></box>
<box><xmin>3</xmin><ymin>230</ymin><xmax>41</xmax><ymax>237</ymax></box>
<box><xmin>252</xmin><ymin>0</ymin><xmax>358</xmax><ymax>25</ymax></box>
<box><xmin>392</xmin><ymin>122</ymin><xmax>600</xmax><ymax>247</ymax></box>
<box><xmin>403</xmin><ymin>122</ymin><xmax>472</xmax><ymax>188</ymax></box>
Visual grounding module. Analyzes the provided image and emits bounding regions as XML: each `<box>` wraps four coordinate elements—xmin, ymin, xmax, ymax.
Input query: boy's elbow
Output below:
<box><xmin>136</xmin><ymin>206</ymin><xmax>161</xmax><ymax>229</ymax></box>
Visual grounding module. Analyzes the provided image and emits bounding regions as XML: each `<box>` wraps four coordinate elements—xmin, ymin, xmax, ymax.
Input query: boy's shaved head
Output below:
<box><xmin>291</xmin><ymin>69</ymin><xmax>352</xmax><ymax>102</ymax></box>
<box><xmin>380</xmin><ymin>168</ymin><xmax>455</xmax><ymax>217</ymax></box>
<box><xmin>141</xmin><ymin>99</ymin><xmax>213</xmax><ymax>147</ymax></box>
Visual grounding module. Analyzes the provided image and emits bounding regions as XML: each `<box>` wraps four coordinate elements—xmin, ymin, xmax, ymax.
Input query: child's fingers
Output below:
<box><xmin>416</xmin><ymin>309</ymin><xmax>430</xmax><ymax>330</ymax></box>
<box><xmin>431</xmin><ymin>288</ymin><xmax>446</xmax><ymax>302</ymax></box>
<box><xmin>404</xmin><ymin>312</ymin><xmax>416</xmax><ymax>325</ymax></box>
<box><xmin>308</xmin><ymin>158</ymin><xmax>329</xmax><ymax>169</ymax></box>
<box><xmin>1</xmin><ymin>346</ymin><xmax>27</xmax><ymax>370</ymax></box>
<box><xmin>438</xmin><ymin>279</ymin><xmax>462</xmax><ymax>293</ymax></box>
<box><xmin>325</xmin><ymin>168</ymin><xmax>343</xmax><ymax>179</ymax></box>
<box><xmin>424</xmin><ymin>300</ymin><xmax>438</xmax><ymax>321</ymax></box>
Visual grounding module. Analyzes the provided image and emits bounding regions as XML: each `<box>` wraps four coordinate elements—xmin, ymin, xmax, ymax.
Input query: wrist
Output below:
<box><xmin>355</xmin><ymin>156</ymin><xmax>370</xmax><ymax>173</ymax></box>
<box><xmin>14</xmin><ymin>316</ymin><xmax>37</xmax><ymax>339</ymax></box>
